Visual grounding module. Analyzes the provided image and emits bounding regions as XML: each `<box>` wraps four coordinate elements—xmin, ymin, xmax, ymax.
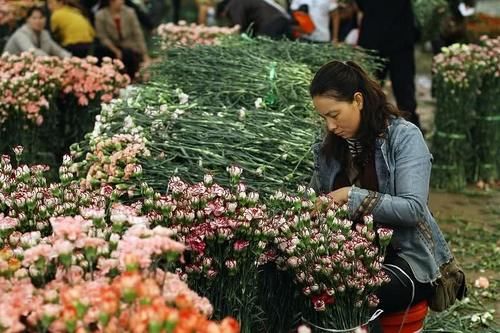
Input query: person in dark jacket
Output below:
<box><xmin>222</xmin><ymin>0</ymin><xmax>291</xmax><ymax>39</ymax></box>
<box><xmin>356</xmin><ymin>0</ymin><xmax>420</xmax><ymax>128</ymax></box>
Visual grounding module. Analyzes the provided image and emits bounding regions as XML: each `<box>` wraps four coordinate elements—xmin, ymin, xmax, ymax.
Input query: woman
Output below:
<box><xmin>47</xmin><ymin>0</ymin><xmax>95</xmax><ymax>58</ymax></box>
<box><xmin>3</xmin><ymin>6</ymin><xmax>71</xmax><ymax>57</ymax></box>
<box><xmin>309</xmin><ymin>61</ymin><xmax>465</xmax><ymax>329</ymax></box>
<box><xmin>95</xmin><ymin>0</ymin><xmax>150</xmax><ymax>79</ymax></box>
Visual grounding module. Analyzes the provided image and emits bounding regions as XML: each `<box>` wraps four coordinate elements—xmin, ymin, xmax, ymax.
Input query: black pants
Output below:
<box><xmin>171</xmin><ymin>0</ymin><xmax>181</xmax><ymax>23</ymax></box>
<box><xmin>261</xmin><ymin>17</ymin><xmax>292</xmax><ymax>40</ymax></box>
<box><xmin>65</xmin><ymin>43</ymin><xmax>93</xmax><ymax>58</ymax></box>
<box><xmin>95</xmin><ymin>45</ymin><xmax>142</xmax><ymax>80</ymax></box>
<box><xmin>375</xmin><ymin>47</ymin><xmax>420</xmax><ymax>128</ymax></box>
<box><xmin>371</xmin><ymin>255</ymin><xmax>434</xmax><ymax>333</ymax></box>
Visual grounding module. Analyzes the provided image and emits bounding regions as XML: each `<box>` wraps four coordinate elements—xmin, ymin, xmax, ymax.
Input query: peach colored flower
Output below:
<box><xmin>474</xmin><ymin>276</ymin><xmax>489</xmax><ymax>289</ymax></box>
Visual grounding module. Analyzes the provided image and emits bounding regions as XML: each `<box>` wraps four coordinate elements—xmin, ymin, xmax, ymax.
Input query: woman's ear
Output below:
<box><xmin>354</xmin><ymin>92</ymin><xmax>364</xmax><ymax>110</ymax></box>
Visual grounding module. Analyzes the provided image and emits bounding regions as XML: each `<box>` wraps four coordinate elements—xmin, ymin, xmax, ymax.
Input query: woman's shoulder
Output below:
<box><xmin>387</xmin><ymin>117</ymin><xmax>422</xmax><ymax>139</ymax></box>
<box><xmin>12</xmin><ymin>24</ymin><xmax>33</xmax><ymax>40</ymax></box>
<box><xmin>386</xmin><ymin>117</ymin><xmax>429</xmax><ymax>154</ymax></box>
<box><xmin>122</xmin><ymin>5</ymin><xmax>137</xmax><ymax>17</ymax></box>
<box><xmin>95</xmin><ymin>7</ymin><xmax>109</xmax><ymax>18</ymax></box>
<box><xmin>40</xmin><ymin>29</ymin><xmax>53</xmax><ymax>39</ymax></box>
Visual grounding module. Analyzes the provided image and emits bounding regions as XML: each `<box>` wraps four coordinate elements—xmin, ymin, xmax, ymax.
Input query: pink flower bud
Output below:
<box><xmin>225</xmin><ymin>259</ymin><xmax>237</xmax><ymax>270</ymax></box>
<box><xmin>233</xmin><ymin>240</ymin><xmax>250</xmax><ymax>251</ymax></box>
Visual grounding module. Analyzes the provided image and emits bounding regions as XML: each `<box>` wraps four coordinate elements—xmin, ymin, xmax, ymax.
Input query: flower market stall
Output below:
<box><xmin>1</xmin><ymin>14</ymin><xmax>499</xmax><ymax>331</ymax></box>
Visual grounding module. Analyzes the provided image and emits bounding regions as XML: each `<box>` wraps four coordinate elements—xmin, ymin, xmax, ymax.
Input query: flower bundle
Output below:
<box><xmin>266</xmin><ymin>188</ymin><xmax>392</xmax><ymax>331</ymax></box>
<box><xmin>0</xmin><ymin>53</ymin><xmax>58</xmax><ymax>125</ymax></box>
<box><xmin>78</xmin><ymin>132</ymin><xmax>150</xmax><ymax>193</ymax></box>
<box><xmin>69</xmin><ymin>83</ymin><xmax>318</xmax><ymax>194</ymax></box>
<box><xmin>473</xmin><ymin>36</ymin><xmax>500</xmax><ymax>183</ymax></box>
<box><xmin>156</xmin><ymin>21</ymin><xmax>240</xmax><ymax>49</ymax></box>
<box><xmin>152</xmin><ymin>36</ymin><xmax>381</xmax><ymax>111</ymax></box>
<box><xmin>58</xmin><ymin>56</ymin><xmax>129</xmax><ymax>107</ymax></box>
<box><xmin>218</xmin><ymin>35</ymin><xmax>382</xmax><ymax>75</ymax></box>
<box><xmin>0</xmin><ymin>53</ymin><xmax>129</xmax><ymax>125</ymax></box>
<box><xmin>137</xmin><ymin>167</ymin><xmax>274</xmax><ymax>332</ymax></box>
<box><xmin>0</xmin><ymin>151</ymin><xmax>107</xmax><ymax>240</ymax></box>
<box><xmin>432</xmin><ymin>36</ymin><xmax>500</xmax><ymax>189</ymax></box>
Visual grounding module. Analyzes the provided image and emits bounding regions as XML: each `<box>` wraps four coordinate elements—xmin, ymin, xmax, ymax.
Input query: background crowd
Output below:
<box><xmin>0</xmin><ymin>0</ymin><xmax>481</xmax><ymax>123</ymax></box>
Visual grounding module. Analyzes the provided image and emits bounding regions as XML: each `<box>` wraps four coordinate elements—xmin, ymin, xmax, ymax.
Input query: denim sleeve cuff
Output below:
<box><xmin>348</xmin><ymin>186</ymin><xmax>382</xmax><ymax>221</ymax></box>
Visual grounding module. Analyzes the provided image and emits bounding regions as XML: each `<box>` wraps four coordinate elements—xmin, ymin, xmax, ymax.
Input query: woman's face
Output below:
<box><xmin>313</xmin><ymin>93</ymin><xmax>363</xmax><ymax>139</ymax></box>
<box><xmin>27</xmin><ymin>10</ymin><xmax>46</xmax><ymax>32</ymax></box>
<box><xmin>110</xmin><ymin>0</ymin><xmax>124</xmax><ymax>10</ymax></box>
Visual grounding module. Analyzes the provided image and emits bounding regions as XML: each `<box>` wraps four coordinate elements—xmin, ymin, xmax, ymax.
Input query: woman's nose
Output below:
<box><xmin>326</xmin><ymin>119</ymin><xmax>337</xmax><ymax>132</ymax></box>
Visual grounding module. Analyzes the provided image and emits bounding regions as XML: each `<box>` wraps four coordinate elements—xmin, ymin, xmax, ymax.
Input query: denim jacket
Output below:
<box><xmin>310</xmin><ymin>117</ymin><xmax>453</xmax><ymax>283</ymax></box>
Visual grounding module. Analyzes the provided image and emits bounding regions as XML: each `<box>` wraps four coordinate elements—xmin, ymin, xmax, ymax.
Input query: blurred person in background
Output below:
<box><xmin>290</xmin><ymin>0</ymin><xmax>339</xmax><ymax>43</ymax></box>
<box><xmin>81</xmin><ymin>0</ymin><xmax>99</xmax><ymax>22</ymax></box>
<box><xmin>336</xmin><ymin>1</ymin><xmax>359</xmax><ymax>44</ymax></box>
<box><xmin>221</xmin><ymin>0</ymin><xmax>292</xmax><ymax>39</ymax></box>
<box><xmin>355</xmin><ymin>0</ymin><xmax>420</xmax><ymax>128</ymax></box>
<box><xmin>95</xmin><ymin>0</ymin><xmax>150</xmax><ymax>80</ymax></box>
<box><xmin>3</xmin><ymin>6</ymin><xmax>71</xmax><ymax>57</ymax></box>
<box><xmin>431</xmin><ymin>0</ymin><xmax>476</xmax><ymax>54</ymax></box>
<box><xmin>196</xmin><ymin>0</ymin><xmax>216</xmax><ymax>26</ymax></box>
<box><xmin>171</xmin><ymin>0</ymin><xmax>181</xmax><ymax>23</ymax></box>
<box><xmin>47</xmin><ymin>0</ymin><xmax>95</xmax><ymax>58</ymax></box>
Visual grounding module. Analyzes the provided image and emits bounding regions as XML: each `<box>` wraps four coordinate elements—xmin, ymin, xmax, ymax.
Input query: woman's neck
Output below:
<box><xmin>27</xmin><ymin>25</ymin><xmax>42</xmax><ymax>35</ymax></box>
<box><xmin>109</xmin><ymin>6</ymin><xmax>121</xmax><ymax>15</ymax></box>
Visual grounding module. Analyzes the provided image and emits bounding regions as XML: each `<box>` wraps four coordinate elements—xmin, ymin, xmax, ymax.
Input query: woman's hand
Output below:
<box><xmin>327</xmin><ymin>186</ymin><xmax>351</xmax><ymax>206</ymax></box>
<box><xmin>113</xmin><ymin>48</ymin><xmax>122</xmax><ymax>59</ymax></box>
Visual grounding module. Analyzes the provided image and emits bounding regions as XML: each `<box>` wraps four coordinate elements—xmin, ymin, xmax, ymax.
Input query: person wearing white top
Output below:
<box><xmin>290</xmin><ymin>0</ymin><xmax>339</xmax><ymax>42</ymax></box>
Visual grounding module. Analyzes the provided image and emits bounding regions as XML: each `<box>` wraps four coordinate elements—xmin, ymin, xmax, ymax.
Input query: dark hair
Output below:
<box><xmin>26</xmin><ymin>6</ymin><xmax>46</xmax><ymax>19</ymax></box>
<box><xmin>309</xmin><ymin>60</ymin><xmax>401</xmax><ymax>168</ymax></box>
<box><xmin>99</xmin><ymin>0</ymin><xmax>111</xmax><ymax>9</ymax></box>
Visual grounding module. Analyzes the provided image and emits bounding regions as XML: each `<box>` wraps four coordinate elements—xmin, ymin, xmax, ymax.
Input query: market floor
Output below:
<box><xmin>430</xmin><ymin>188</ymin><xmax>500</xmax><ymax>320</ymax></box>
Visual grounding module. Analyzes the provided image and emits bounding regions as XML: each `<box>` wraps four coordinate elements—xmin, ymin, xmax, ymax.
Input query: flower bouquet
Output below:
<box><xmin>472</xmin><ymin>36</ymin><xmax>500</xmax><ymax>184</ymax></box>
<box><xmin>138</xmin><ymin>167</ymin><xmax>274</xmax><ymax>332</ymax></box>
<box><xmin>266</xmin><ymin>187</ymin><xmax>392</xmax><ymax>331</ymax></box>
<box><xmin>432</xmin><ymin>37</ymin><xmax>500</xmax><ymax>189</ymax></box>
<box><xmin>431</xmin><ymin>43</ymin><xmax>485</xmax><ymax>189</ymax></box>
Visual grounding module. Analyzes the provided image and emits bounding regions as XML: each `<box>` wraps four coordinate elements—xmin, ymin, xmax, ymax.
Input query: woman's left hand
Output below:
<box><xmin>327</xmin><ymin>186</ymin><xmax>351</xmax><ymax>206</ymax></box>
